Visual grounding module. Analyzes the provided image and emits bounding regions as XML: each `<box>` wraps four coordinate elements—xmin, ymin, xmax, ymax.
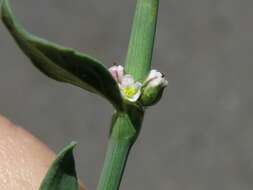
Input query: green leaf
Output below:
<box><xmin>39</xmin><ymin>142</ymin><xmax>79</xmax><ymax>190</ymax></box>
<box><xmin>1</xmin><ymin>0</ymin><xmax>123</xmax><ymax>110</ymax></box>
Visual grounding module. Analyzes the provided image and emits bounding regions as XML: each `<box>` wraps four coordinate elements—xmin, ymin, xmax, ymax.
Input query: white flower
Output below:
<box><xmin>109</xmin><ymin>64</ymin><xmax>143</xmax><ymax>102</ymax></box>
<box><xmin>109</xmin><ymin>65</ymin><xmax>124</xmax><ymax>83</ymax></box>
<box><xmin>120</xmin><ymin>75</ymin><xmax>142</xmax><ymax>102</ymax></box>
<box><xmin>109</xmin><ymin>67</ymin><xmax>168</xmax><ymax>103</ymax></box>
<box><xmin>145</xmin><ymin>69</ymin><xmax>168</xmax><ymax>87</ymax></box>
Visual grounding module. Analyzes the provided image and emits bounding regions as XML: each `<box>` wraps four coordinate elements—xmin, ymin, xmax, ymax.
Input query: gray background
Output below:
<box><xmin>1</xmin><ymin>0</ymin><xmax>253</xmax><ymax>189</ymax></box>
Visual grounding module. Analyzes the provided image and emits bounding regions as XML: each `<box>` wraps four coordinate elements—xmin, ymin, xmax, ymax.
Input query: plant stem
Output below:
<box><xmin>125</xmin><ymin>0</ymin><xmax>160</xmax><ymax>80</ymax></box>
<box><xmin>96</xmin><ymin>138</ymin><xmax>132</xmax><ymax>190</ymax></box>
<box><xmin>97</xmin><ymin>0</ymin><xmax>159</xmax><ymax>189</ymax></box>
<box><xmin>97</xmin><ymin>113</ymin><xmax>136</xmax><ymax>190</ymax></box>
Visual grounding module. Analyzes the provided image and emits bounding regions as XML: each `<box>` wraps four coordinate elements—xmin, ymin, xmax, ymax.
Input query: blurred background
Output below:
<box><xmin>1</xmin><ymin>0</ymin><xmax>253</xmax><ymax>189</ymax></box>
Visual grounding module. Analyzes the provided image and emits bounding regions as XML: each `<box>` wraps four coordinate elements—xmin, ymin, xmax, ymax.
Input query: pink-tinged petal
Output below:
<box><xmin>109</xmin><ymin>65</ymin><xmax>124</xmax><ymax>82</ymax></box>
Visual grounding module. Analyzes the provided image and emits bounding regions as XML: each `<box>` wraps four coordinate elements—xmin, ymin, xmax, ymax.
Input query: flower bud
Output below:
<box><xmin>109</xmin><ymin>65</ymin><xmax>124</xmax><ymax>83</ymax></box>
<box><xmin>140</xmin><ymin>70</ymin><xmax>168</xmax><ymax>106</ymax></box>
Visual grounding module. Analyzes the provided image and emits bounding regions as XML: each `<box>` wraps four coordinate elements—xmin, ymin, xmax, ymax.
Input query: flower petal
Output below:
<box><xmin>145</xmin><ymin>69</ymin><xmax>168</xmax><ymax>87</ymax></box>
<box><xmin>133</xmin><ymin>81</ymin><xmax>142</xmax><ymax>89</ymax></box>
<box><xmin>121</xmin><ymin>74</ymin><xmax>135</xmax><ymax>87</ymax></box>
<box><xmin>120</xmin><ymin>81</ymin><xmax>142</xmax><ymax>102</ymax></box>
<box><xmin>146</xmin><ymin>69</ymin><xmax>162</xmax><ymax>82</ymax></box>
<box><xmin>109</xmin><ymin>65</ymin><xmax>124</xmax><ymax>82</ymax></box>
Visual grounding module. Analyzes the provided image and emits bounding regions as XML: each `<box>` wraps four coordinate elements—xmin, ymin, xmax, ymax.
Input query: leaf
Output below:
<box><xmin>1</xmin><ymin>0</ymin><xmax>123</xmax><ymax>110</ymax></box>
<box><xmin>39</xmin><ymin>142</ymin><xmax>79</xmax><ymax>190</ymax></box>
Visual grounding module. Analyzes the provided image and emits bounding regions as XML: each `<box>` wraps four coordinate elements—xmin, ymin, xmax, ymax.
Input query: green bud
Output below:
<box><xmin>139</xmin><ymin>70</ymin><xmax>168</xmax><ymax>106</ymax></box>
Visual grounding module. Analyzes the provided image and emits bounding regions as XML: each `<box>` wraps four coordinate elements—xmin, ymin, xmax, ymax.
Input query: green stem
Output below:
<box><xmin>97</xmin><ymin>113</ymin><xmax>137</xmax><ymax>190</ymax></box>
<box><xmin>97</xmin><ymin>0</ymin><xmax>159</xmax><ymax>189</ymax></box>
<box><xmin>96</xmin><ymin>138</ymin><xmax>132</xmax><ymax>190</ymax></box>
<box><xmin>125</xmin><ymin>0</ymin><xmax>159</xmax><ymax>80</ymax></box>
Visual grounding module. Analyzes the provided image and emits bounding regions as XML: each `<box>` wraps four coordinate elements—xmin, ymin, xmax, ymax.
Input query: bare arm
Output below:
<box><xmin>0</xmin><ymin>115</ymin><xmax>85</xmax><ymax>190</ymax></box>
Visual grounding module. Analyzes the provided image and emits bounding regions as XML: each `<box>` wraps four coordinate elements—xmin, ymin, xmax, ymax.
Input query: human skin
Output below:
<box><xmin>0</xmin><ymin>115</ymin><xmax>85</xmax><ymax>190</ymax></box>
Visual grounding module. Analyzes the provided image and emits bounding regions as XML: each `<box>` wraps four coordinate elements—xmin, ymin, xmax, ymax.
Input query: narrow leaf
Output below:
<box><xmin>1</xmin><ymin>0</ymin><xmax>123</xmax><ymax>110</ymax></box>
<box><xmin>39</xmin><ymin>142</ymin><xmax>79</xmax><ymax>190</ymax></box>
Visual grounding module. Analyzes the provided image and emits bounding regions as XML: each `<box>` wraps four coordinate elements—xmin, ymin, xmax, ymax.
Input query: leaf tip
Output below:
<box><xmin>39</xmin><ymin>142</ymin><xmax>79</xmax><ymax>190</ymax></box>
<box><xmin>69</xmin><ymin>141</ymin><xmax>78</xmax><ymax>149</ymax></box>
<box><xmin>59</xmin><ymin>141</ymin><xmax>78</xmax><ymax>155</ymax></box>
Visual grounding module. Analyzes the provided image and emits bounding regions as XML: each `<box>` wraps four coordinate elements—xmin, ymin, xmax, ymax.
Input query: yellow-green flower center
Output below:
<box><xmin>122</xmin><ymin>86</ymin><xmax>138</xmax><ymax>98</ymax></box>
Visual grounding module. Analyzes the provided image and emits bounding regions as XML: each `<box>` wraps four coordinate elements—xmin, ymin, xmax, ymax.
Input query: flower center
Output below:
<box><xmin>122</xmin><ymin>86</ymin><xmax>139</xmax><ymax>98</ymax></box>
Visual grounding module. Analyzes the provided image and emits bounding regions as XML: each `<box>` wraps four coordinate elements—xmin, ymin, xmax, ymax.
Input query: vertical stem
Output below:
<box><xmin>97</xmin><ymin>0</ymin><xmax>159</xmax><ymax>189</ymax></box>
<box><xmin>125</xmin><ymin>0</ymin><xmax>159</xmax><ymax>80</ymax></box>
<box><xmin>96</xmin><ymin>139</ymin><xmax>132</xmax><ymax>190</ymax></box>
<box><xmin>97</xmin><ymin>113</ymin><xmax>137</xmax><ymax>190</ymax></box>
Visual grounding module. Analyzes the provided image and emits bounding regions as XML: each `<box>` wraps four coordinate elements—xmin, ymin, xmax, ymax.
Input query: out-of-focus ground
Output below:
<box><xmin>1</xmin><ymin>0</ymin><xmax>253</xmax><ymax>189</ymax></box>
